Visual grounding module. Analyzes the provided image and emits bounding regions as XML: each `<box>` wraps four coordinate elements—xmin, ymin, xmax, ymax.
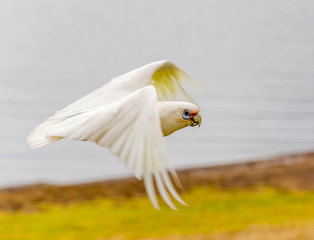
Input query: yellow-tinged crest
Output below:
<box><xmin>151</xmin><ymin>61</ymin><xmax>198</xmax><ymax>106</ymax></box>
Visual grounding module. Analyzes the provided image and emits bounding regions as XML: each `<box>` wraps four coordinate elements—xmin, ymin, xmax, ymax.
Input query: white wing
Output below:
<box><xmin>45</xmin><ymin>86</ymin><xmax>186</xmax><ymax>210</ymax></box>
<box><xmin>55</xmin><ymin>60</ymin><xmax>197</xmax><ymax>115</ymax></box>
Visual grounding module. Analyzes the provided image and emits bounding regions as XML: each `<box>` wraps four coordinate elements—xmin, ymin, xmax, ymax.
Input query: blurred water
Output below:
<box><xmin>1</xmin><ymin>0</ymin><xmax>314</xmax><ymax>187</ymax></box>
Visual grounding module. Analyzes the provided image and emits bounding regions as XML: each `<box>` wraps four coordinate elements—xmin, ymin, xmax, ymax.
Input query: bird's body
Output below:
<box><xmin>27</xmin><ymin>60</ymin><xmax>201</xmax><ymax>210</ymax></box>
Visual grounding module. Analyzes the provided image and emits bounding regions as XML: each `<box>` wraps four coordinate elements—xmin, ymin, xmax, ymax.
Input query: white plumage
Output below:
<box><xmin>27</xmin><ymin>60</ymin><xmax>201</xmax><ymax>210</ymax></box>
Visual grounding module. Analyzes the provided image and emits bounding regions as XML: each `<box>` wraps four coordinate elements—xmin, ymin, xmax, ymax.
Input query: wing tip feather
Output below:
<box><xmin>26</xmin><ymin>134</ymin><xmax>62</xmax><ymax>149</ymax></box>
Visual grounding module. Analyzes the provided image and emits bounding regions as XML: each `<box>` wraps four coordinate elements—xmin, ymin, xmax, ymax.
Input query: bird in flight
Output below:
<box><xmin>27</xmin><ymin>60</ymin><xmax>201</xmax><ymax>210</ymax></box>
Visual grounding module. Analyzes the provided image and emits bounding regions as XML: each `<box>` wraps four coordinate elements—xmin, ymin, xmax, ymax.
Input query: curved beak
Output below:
<box><xmin>190</xmin><ymin>112</ymin><xmax>202</xmax><ymax>127</ymax></box>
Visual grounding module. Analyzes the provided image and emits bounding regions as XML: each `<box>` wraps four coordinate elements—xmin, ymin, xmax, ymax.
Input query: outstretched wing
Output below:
<box><xmin>46</xmin><ymin>86</ymin><xmax>186</xmax><ymax>210</ymax></box>
<box><xmin>32</xmin><ymin>60</ymin><xmax>197</xmax><ymax>121</ymax></box>
<box><xmin>55</xmin><ymin>60</ymin><xmax>198</xmax><ymax>114</ymax></box>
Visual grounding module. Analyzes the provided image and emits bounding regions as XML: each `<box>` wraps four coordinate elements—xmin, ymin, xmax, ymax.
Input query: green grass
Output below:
<box><xmin>0</xmin><ymin>187</ymin><xmax>314</xmax><ymax>240</ymax></box>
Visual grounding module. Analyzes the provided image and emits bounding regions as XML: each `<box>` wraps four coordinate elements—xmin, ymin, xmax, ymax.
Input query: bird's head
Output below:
<box><xmin>157</xmin><ymin>101</ymin><xmax>201</xmax><ymax>136</ymax></box>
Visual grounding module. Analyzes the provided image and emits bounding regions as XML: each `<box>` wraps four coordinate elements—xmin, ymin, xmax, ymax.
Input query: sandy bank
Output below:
<box><xmin>1</xmin><ymin>152</ymin><xmax>313</xmax><ymax>211</ymax></box>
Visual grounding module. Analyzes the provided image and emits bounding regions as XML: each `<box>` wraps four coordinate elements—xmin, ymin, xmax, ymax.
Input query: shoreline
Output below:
<box><xmin>1</xmin><ymin>151</ymin><xmax>314</xmax><ymax>211</ymax></box>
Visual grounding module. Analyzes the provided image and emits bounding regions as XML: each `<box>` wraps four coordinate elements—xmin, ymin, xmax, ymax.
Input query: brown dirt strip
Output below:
<box><xmin>0</xmin><ymin>152</ymin><xmax>314</xmax><ymax>211</ymax></box>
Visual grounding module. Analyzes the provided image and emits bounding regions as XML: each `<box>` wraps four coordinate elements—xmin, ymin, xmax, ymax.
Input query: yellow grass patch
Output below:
<box><xmin>0</xmin><ymin>187</ymin><xmax>313</xmax><ymax>240</ymax></box>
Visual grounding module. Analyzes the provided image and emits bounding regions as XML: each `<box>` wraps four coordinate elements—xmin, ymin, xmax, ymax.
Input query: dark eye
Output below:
<box><xmin>182</xmin><ymin>109</ymin><xmax>191</xmax><ymax>120</ymax></box>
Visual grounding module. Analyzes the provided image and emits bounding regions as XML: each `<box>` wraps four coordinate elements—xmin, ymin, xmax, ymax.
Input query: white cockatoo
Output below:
<box><xmin>27</xmin><ymin>60</ymin><xmax>201</xmax><ymax>210</ymax></box>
